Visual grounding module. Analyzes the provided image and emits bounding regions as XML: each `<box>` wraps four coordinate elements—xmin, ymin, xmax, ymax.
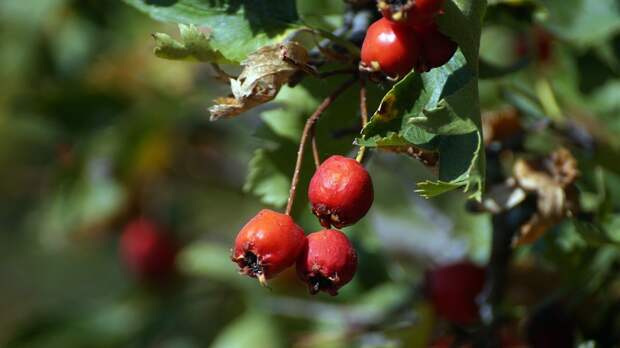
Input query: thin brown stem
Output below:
<box><xmin>285</xmin><ymin>78</ymin><xmax>358</xmax><ymax>216</ymax></box>
<box><xmin>310</xmin><ymin>126</ymin><xmax>321</xmax><ymax>169</ymax></box>
<box><xmin>356</xmin><ymin>78</ymin><xmax>369</xmax><ymax>163</ymax></box>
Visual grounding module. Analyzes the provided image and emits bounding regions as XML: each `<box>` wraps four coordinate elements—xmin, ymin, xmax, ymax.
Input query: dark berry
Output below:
<box><xmin>426</xmin><ymin>261</ymin><xmax>486</xmax><ymax>326</ymax></box>
<box><xmin>380</xmin><ymin>0</ymin><xmax>446</xmax><ymax>28</ymax></box>
<box><xmin>414</xmin><ymin>23</ymin><xmax>457</xmax><ymax>72</ymax></box>
<box><xmin>232</xmin><ymin>209</ymin><xmax>306</xmax><ymax>284</ymax></box>
<box><xmin>296</xmin><ymin>229</ymin><xmax>358</xmax><ymax>296</ymax></box>
<box><xmin>308</xmin><ymin>155</ymin><xmax>374</xmax><ymax>228</ymax></box>
<box><xmin>120</xmin><ymin>218</ymin><xmax>178</xmax><ymax>282</ymax></box>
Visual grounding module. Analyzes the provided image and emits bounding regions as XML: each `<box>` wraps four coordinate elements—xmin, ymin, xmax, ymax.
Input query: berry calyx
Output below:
<box><xmin>414</xmin><ymin>23</ymin><xmax>457</xmax><ymax>72</ymax></box>
<box><xmin>296</xmin><ymin>229</ymin><xmax>357</xmax><ymax>296</ymax></box>
<box><xmin>360</xmin><ymin>17</ymin><xmax>420</xmax><ymax>78</ymax></box>
<box><xmin>120</xmin><ymin>218</ymin><xmax>178</xmax><ymax>282</ymax></box>
<box><xmin>308</xmin><ymin>155</ymin><xmax>374</xmax><ymax>228</ymax></box>
<box><xmin>232</xmin><ymin>209</ymin><xmax>306</xmax><ymax>284</ymax></box>
<box><xmin>379</xmin><ymin>0</ymin><xmax>446</xmax><ymax>28</ymax></box>
<box><xmin>425</xmin><ymin>261</ymin><xmax>486</xmax><ymax>326</ymax></box>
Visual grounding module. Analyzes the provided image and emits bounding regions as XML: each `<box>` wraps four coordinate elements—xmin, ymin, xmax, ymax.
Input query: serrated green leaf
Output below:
<box><xmin>123</xmin><ymin>0</ymin><xmax>300</xmax><ymax>63</ymax></box>
<box><xmin>415</xmin><ymin>180</ymin><xmax>467</xmax><ymax>198</ymax></box>
<box><xmin>359</xmin><ymin>0</ymin><xmax>487</xmax><ymax>200</ymax></box>
<box><xmin>152</xmin><ymin>24</ymin><xmax>228</xmax><ymax>63</ymax></box>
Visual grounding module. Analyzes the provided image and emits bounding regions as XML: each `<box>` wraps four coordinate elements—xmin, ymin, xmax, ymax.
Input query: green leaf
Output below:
<box><xmin>244</xmin><ymin>148</ymin><xmax>294</xmax><ymax>208</ymax></box>
<box><xmin>541</xmin><ymin>0</ymin><xmax>620</xmax><ymax>47</ymax></box>
<box><xmin>152</xmin><ymin>24</ymin><xmax>228</xmax><ymax>63</ymax></box>
<box><xmin>178</xmin><ymin>242</ymin><xmax>241</xmax><ymax>282</ymax></box>
<box><xmin>359</xmin><ymin>0</ymin><xmax>487</xmax><ymax>200</ymax></box>
<box><xmin>123</xmin><ymin>0</ymin><xmax>300</xmax><ymax>63</ymax></box>
<box><xmin>479</xmin><ymin>58</ymin><xmax>530</xmax><ymax>79</ymax></box>
<box><xmin>211</xmin><ymin>312</ymin><xmax>284</xmax><ymax>348</ymax></box>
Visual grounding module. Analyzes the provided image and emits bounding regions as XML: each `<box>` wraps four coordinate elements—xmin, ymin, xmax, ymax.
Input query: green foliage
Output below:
<box><xmin>123</xmin><ymin>0</ymin><xmax>300</xmax><ymax>63</ymax></box>
<box><xmin>152</xmin><ymin>24</ymin><xmax>229</xmax><ymax>63</ymax></box>
<box><xmin>2</xmin><ymin>0</ymin><xmax>620</xmax><ymax>347</ymax></box>
<box><xmin>359</xmin><ymin>1</ymin><xmax>487</xmax><ymax>199</ymax></box>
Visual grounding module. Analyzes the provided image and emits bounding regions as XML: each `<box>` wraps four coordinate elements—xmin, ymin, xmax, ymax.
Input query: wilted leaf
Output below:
<box><xmin>208</xmin><ymin>41</ymin><xmax>310</xmax><ymax>120</ymax></box>
<box><xmin>512</xmin><ymin>148</ymin><xmax>580</xmax><ymax>245</ymax></box>
<box><xmin>482</xmin><ymin>107</ymin><xmax>523</xmax><ymax>146</ymax></box>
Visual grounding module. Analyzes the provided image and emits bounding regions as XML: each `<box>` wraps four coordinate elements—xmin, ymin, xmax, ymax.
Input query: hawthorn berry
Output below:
<box><xmin>120</xmin><ymin>218</ymin><xmax>178</xmax><ymax>282</ymax></box>
<box><xmin>232</xmin><ymin>209</ymin><xmax>306</xmax><ymax>284</ymax></box>
<box><xmin>308</xmin><ymin>155</ymin><xmax>374</xmax><ymax>229</ymax></box>
<box><xmin>425</xmin><ymin>261</ymin><xmax>486</xmax><ymax>326</ymax></box>
<box><xmin>414</xmin><ymin>23</ymin><xmax>457</xmax><ymax>72</ymax></box>
<box><xmin>379</xmin><ymin>0</ymin><xmax>446</xmax><ymax>28</ymax></box>
<box><xmin>360</xmin><ymin>17</ymin><xmax>420</xmax><ymax>78</ymax></box>
<box><xmin>296</xmin><ymin>229</ymin><xmax>358</xmax><ymax>296</ymax></box>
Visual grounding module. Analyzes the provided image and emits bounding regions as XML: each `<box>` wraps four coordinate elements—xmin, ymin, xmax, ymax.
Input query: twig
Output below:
<box><xmin>355</xmin><ymin>78</ymin><xmax>369</xmax><ymax>163</ymax></box>
<box><xmin>310</xmin><ymin>126</ymin><xmax>321</xmax><ymax>169</ymax></box>
<box><xmin>285</xmin><ymin>78</ymin><xmax>358</xmax><ymax>216</ymax></box>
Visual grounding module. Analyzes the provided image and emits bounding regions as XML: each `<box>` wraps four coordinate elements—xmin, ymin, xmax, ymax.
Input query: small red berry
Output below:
<box><xmin>120</xmin><ymin>218</ymin><xmax>178</xmax><ymax>282</ymax></box>
<box><xmin>361</xmin><ymin>17</ymin><xmax>420</xmax><ymax>78</ymax></box>
<box><xmin>380</xmin><ymin>0</ymin><xmax>446</xmax><ymax>28</ymax></box>
<box><xmin>232</xmin><ymin>209</ymin><xmax>306</xmax><ymax>284</ymax></box>
<box><xmin>426</xmin><ymin>261</ymin><xmax>486</xmax><ymax>326</ymax></box>
<box><xmin>296</xmin><ymin>229</ymin><xmax>357</xmax><ymax>296</ymax></box>
<box><xmin>308</xmin><ymin>155</ymin><xmax>374</xmax><ymax>228</ymax></box>
<box><xmin>414</xmin><ymin>23</ymin><xmax>457</xmax><ymax>72</ymax></box>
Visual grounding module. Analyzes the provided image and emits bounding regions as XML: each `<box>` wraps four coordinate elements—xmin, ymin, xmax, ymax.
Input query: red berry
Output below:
<box><xmin>296</xmin><ymin>229</ymin><xmax>357</xmax><ymax>296</ymax></box>
<box><xmin>232</xmin><ymin>209</ymin><xmax>306</xmax><ymax>284</ymax></box>
<box><xmin>380</xmin><ymin>0</ymin><xmax>446</xmax><ymax>28</ymax></box>
<box><xmin>361</xmin><ymin>17</ymin><xmax>420</xmax><ymax>78</ymax></box>
<box><xmin>426</xmin><ymin>261</ymin><xmax>486</xmax><ymax>325</ymax></box>
<box><xmin>120</xmin><ymin>218</ymin><xmax>178</xmax><ymax>282</ymax></box>
<box><xmin>414</xmin><ymin>23</ymin><xmax>457</xmax><ymax>71</ymax></box>
<box><xmin>308</xmin><ymin>155</ymin><xmax>374</xmax><ymax>229</ymax></box>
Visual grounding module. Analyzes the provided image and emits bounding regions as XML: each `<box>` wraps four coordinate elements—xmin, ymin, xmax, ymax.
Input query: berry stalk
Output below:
<box><xmin>284</xmin><ymin>77</ymin><xmax>358</xmax><ymax>216</ymax></box>
<box><xmin>355</xmin><ymin>78</ymin><xmax>369</xmax><ymax>163</ymax></box>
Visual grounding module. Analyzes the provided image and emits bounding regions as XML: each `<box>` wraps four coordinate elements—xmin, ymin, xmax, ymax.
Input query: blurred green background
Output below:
<box><xmin>1</xmin><ymin>0</ymin><xmax>620</xmax><ymax>347</ymax></box>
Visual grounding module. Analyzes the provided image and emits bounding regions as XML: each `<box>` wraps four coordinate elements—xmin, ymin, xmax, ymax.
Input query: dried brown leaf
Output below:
<box><xmin>380</xmin><ymin>145</ymin><xmax>439</xmax><ymax>167</ymax></box>
<box><xmin>208</xmin><ymin>41</ymin><xmax>310</xmax><ymax>121</ymax></box>
<box><xmin>512</xmin><ymin>148</ymin><xmax>580</xmax><ymax>246</ymax></box>
<box><xmin>482</xmin><ymin>107</ymin><xmax>523</xmax><ymax>146</ymax></box>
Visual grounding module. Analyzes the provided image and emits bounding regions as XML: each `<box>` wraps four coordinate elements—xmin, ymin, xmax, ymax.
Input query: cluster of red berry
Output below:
<box><xmin>232</xmin><ymin>155</ymin><xmax>373</xmax><ymax>295</ymax></box>
<box><xmin>361</xmin><ymin>0</ymin><xmax>457</xmax><ymax>78</ymax></box>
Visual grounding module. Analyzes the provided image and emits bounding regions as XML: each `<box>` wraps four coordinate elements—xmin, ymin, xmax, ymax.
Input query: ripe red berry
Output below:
<box><xmin>308</xmin><ymin>155</ymin><xmax>374</xmax><ymax>229</ymax></box>
<box><xmin>380</xmin><ymin>0</ymin><xmax>446</xmax><ymax>28</ymax></box>
<box><xmin>296</xmin><ymin>229</ymin><xmax>357</xmax><ymax>296</ymax></box>
<box><xmin>425</xmin><ymin>261</ymin><xmax>486</xmax><ymax>326</ymax></box>
<box><xmin>361</xmin><ymin>17</ymin><xmax>420</xmax><ymax>78</ymax></box>
<box><xmin>414</xmin><ymin>23</ymin><xmax>457</xmax><ymax>72</ymax></box>
<box><xmin>120</xmin><ymin>218</ymin><xmax>178</xmax><ymax>282</ymax></box>
<box><xmin>232</xmin><ymin>209</ymin><xmax>306</xmax><ymax>284</ymax></box>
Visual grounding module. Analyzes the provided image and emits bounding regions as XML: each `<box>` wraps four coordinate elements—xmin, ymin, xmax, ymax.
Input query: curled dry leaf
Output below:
<box><xmin>512</xmin><ymin>148</ymin><xmax>579</xmax><ymax>246</ymax></box>
<box><xmin>380</xmin><ymin>145</ymin><xmax>439</xmax><ymax>168</ymax></box>
<box><xmin>479</xmin><ymin>148</ymin><xmax>579</xmax><ymax>246</ymax></box>
<box><xmin>482</xmin><ymin>107</ymin><xmax>523</xmax><ymax>147</ymax></box>
<box><xmin>208</xmin><ymin>41</ymin><xmax>311</xmax><ymax>121</ymax></box>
